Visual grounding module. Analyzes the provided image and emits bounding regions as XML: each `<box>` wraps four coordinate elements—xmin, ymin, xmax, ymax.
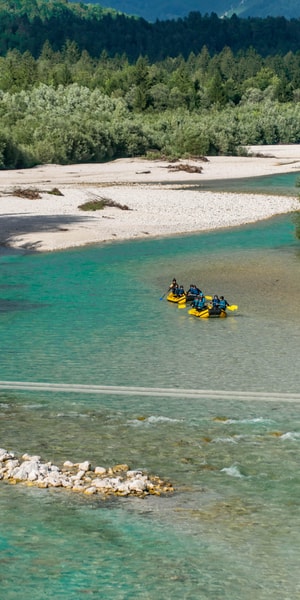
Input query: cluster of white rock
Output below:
<box><xmin>0</xmin><ymin>448</ymin><xmax>173</xmax><ymax>498</ymax></box>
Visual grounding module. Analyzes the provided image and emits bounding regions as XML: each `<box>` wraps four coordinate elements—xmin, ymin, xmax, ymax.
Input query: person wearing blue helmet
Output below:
<box><xmin>219</xmin><ymin>296</ymin><xmax>230</xmax><ymax>311</ymax></box>
<box><xmin>193</xmin><ymin>292</ymin><xmax>207</xmax><ymax>311</ymax></box>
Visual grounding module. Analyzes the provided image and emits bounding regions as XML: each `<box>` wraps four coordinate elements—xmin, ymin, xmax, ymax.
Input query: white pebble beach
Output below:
<box><xmin>1</xmin><ymin>144</ymin><xmax>300</xmax><ymax>252</ymax></box>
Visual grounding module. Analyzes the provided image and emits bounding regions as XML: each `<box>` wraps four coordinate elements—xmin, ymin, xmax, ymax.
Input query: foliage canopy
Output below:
<box><xmin>1</xmin><ymin>1</ymin><xmax>300</xmax><ymax>168</ymax></box>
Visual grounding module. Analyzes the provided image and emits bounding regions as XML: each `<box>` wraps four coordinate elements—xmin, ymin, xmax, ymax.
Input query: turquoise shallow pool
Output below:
<box><xmin>0</xmin><ymin>214</ymin><xmax>300</xmax><ymax>599</ymax></box>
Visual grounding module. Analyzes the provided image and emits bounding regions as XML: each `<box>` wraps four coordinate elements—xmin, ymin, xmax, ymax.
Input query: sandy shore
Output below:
<box><xmin>1</xmin><ymin>144</ymin><xmax>300</xmax><ymax>252</ymax></box>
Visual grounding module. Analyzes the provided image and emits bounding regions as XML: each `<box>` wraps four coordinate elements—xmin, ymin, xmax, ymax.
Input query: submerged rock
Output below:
<box><xmin>0</xmin><ymin>447</ymin><xmax>174</xmax><ymax>499</ymax></box>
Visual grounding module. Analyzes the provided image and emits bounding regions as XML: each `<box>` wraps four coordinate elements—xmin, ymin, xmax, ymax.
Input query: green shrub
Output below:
<box><xmin>78</xmin><ymin>197</ymin><xmax>130</xmax><ymax>211</ymax></box>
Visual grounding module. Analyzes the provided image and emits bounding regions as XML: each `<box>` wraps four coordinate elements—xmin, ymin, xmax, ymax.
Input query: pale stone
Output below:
<box><xmin>0</xmin><ymin>449</ymin><xmax>14</xmax><ymax>461</ymax></box>
<box><xmin>84</xmin><ymin>486</ymin><xmax>97</xmax><ymax>495</ymax></box>
<box><xmin>61</xmin><ymin>480</ymin><xmax>73</xmax><ymax>488</ymax></box>
<box><xmin>72</xmin><ymin>483</ymin><xmax>85</xmax><ymax>492</ymax></box>
<box><xmin>22</xmin><ymin>454</ymin><xmax>41</xmax><ymax>462</ymax></box>
<box><xmin>45</xmin><ymin>473</ymin><xmax>62</xmax><ymax>487</ymax></box>
<box><xmin>38</xmin><ymin>464</ymin><xmax>50</xmax><ymax>477</ymax></box>
<box><xmin>63</xmin><ymin>460</ymin><xmax>74</xmax><ymax>468</ymax></box>
<box><xmin>11</xmin><ymin>463</ymin><xmax>30</xmax><ymax>481</ymax></box>
<box><xmin>92</xmin><ymin>477</ymin><xmax>121</xmax><ymax>491</ymax></box>
<box><xmin>49</xmin><ymin>464</ymin><xmax>60</xmax><ymax>472</ymax></box>
<box><xmin>58</xmin><ymin>477</ymin><xmax>72</xmax><ymax>488</ymax></box>
<box><xmin>78</xmin><ymin>461</ymin><xmax>90</xmax><ymax>472</ymax></box>
<box><xmin>109</xmin><ymin>477</ymin><xmax>122</xmax><ymax>490</ymax></box>
<box><xmin>94</xmin><ymin>466</ymin><xmax>106</xmax><ymax>475</ymax></box>
<box><xmin>92</xmin><ymin>477</ymin><xmax>107</xmax><ymax>489</ymax></box>
<box><xmin>5</xmin><ymin>459</ymin><xmax>21</xmax><ymax>477</ymax></box>
<box><xmin>115</xmin><ymin>482</ymin><xmax>130</xmax><ymax>495</ymax></box>
<box><xmin>92</xmin><ymin>478</ymin><xmax>111</xmax><ymax>490</ymax></box>
<box><xmin>128</xmin><ymin>478</ymin><xmax>147</xmax><ymax>492</ymax></box>
<box><xmin>127</xmin><ymin>470</ymin><xmax>144</xmax><ymax>478</ymax></box>
<box><xmin>12</xmin><ymin>460</ymin><xmax>40</xmax><ymax>481</ymax></box>
<box><xmin>73</xmin><ymin>469</ymin><xmax>85</xmax><ymax>481</ymax></box>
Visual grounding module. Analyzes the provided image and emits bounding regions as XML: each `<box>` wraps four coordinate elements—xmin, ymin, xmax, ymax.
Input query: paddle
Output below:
<box><xmin>177</xmin><ymin>294</ymin><xmax>189</xmax><ymax>308</ymax></box>
<box><xmin>159</xmin><ymin>290</ymin><xmax>169</xmax><ymax>300</ymax></box>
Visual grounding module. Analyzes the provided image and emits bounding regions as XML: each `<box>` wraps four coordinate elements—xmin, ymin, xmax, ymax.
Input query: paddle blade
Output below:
<box><xmin>159</xmin><ymin>290</ymin><xmax>168</xmax><ymax>300</ymax></box>
<box><xmin>178</xmin><ymin>302</ymin><xmax>186</xmax><ymax>309</ymax></box>
<box><xmin>205</xmin><ymin>295</ymin><xmax>212</xmax><ymax>301</ymax></box>
<box><xmin>227</xmin><ymin>304</ymin><xmax>238</xmax><ymax>311</ymax></box>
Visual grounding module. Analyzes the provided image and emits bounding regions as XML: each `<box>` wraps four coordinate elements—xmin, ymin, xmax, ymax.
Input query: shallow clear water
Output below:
<box><xmin>0</xmin><ymin>214</ymin><xmax>300</xmax><ymax>599</ymax></box>
<box><xmin>179</xmin><ymin>170</ymin><xmax>300</xmax><ymax>195</ymax></box>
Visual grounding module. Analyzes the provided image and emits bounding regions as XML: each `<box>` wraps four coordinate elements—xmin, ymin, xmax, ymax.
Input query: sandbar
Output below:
<box><xmin>0</xmin><ymin>144</ymin><xmax>299</xmax><ymax>252</ymax></box>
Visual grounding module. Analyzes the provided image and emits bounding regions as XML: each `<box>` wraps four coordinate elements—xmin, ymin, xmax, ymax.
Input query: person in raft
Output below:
<box><xmin>169</xmin><ymin>278</ymin><xmax>178</xmax><ymax>292</ymax></box>
<box><xmin>175</xmin><ymin>285</ymin><xmax>185</xmax><ymax>297</ymax></box>
<box><xmin>219</xmin><ymin>296</ymin><xmax>230</xmax><ymax>311</ymax></box>
<box><xmin>187</xmin><ymin>283</ymin><xmax>201</xmax><ymax>297</ymax></box>
<box><xmin>212</xmin><ymin>295</ymin><xmax>220</xmax><ymax>308</ymax></box>
<box><xmin>192</xmin><ymin>293</ymin><xmax>207</xmax><ymax>311</ymax></box>
<box><xmin>209</xmin><ymin>294</ymin><xmax>221</xmax><ymax>315</ymax></box>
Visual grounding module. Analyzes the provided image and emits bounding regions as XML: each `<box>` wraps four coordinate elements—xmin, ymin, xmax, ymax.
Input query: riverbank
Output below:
<box><xmin>1</xmin><ymin>144</ymin><xmax>300</xmax><ymax>252</ymax></box>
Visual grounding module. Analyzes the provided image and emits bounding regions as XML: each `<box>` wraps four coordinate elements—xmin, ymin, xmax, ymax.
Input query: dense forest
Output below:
<box><xmin>1</xmin><ymin>0</ymin><xmax>300</xmax><ymax>60</ymax></box>
<box><xmin>2</xmin><ymin>43</ymin><xmax>300</xmax><ymax>168</ymax></box>
<box><xmin>1</xmin><ymin>0</ymin><xmax>300</xmax><ymax>168</ymax></box>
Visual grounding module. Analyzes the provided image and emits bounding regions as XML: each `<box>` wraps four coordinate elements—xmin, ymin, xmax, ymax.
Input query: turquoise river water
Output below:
<box><xmin>164</xmin><ymin>169</ymin><xmax>300</xmax><ymax>196</ymax></box>
<box><xmin>0</xmin><ymin>202</ymin><xmax>300</xmax><ymax>598</ymax></box>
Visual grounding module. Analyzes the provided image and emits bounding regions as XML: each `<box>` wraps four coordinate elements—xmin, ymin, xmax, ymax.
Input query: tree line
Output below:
<box><xmin>2</xmin><ymin>43</ymin><xmax>300</xmax><ymax>105</ymax></box>
<box><xmin>3</xmin><ymin>88</ymin><xmax>300</xmax><ymax>167</ymax></box>
<box><xmin>1</xmin><ymin>0</ymin><xmax>300</xmax><ymax>60</ymax></box>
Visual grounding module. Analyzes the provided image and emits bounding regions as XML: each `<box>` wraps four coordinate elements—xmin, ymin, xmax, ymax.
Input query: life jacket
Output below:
<box><xmin>219</xmin><ymin>299</ymin><xmax>226</xmax><ymax>309</ymax></box>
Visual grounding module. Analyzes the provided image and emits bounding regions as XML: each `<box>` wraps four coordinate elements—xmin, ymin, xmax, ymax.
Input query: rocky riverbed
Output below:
<box><xmin>0</xmin><ymin>448</ymin><xmax>174</xmax><ymax>498</ymax></box>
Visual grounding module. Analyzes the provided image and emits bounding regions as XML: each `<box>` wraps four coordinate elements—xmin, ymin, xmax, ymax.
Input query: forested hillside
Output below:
<box><xmin>1</xmin><ymin>0</ymin><xmax>300</xmax><ymax>168</ymax></box>
<box><xmin>74</xmin><ymin>0</ymin><xmax>228</xmax><ymax>22</ymax></box>
<box><xmin>81</xmin><ymin>0</ymin><xmax>300</xmax><ymax>22</ymax></box>
<box><xmin>1</xmin><ymin>0</ymin><xmax>300</xmax><ymax>59</ymax></box>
